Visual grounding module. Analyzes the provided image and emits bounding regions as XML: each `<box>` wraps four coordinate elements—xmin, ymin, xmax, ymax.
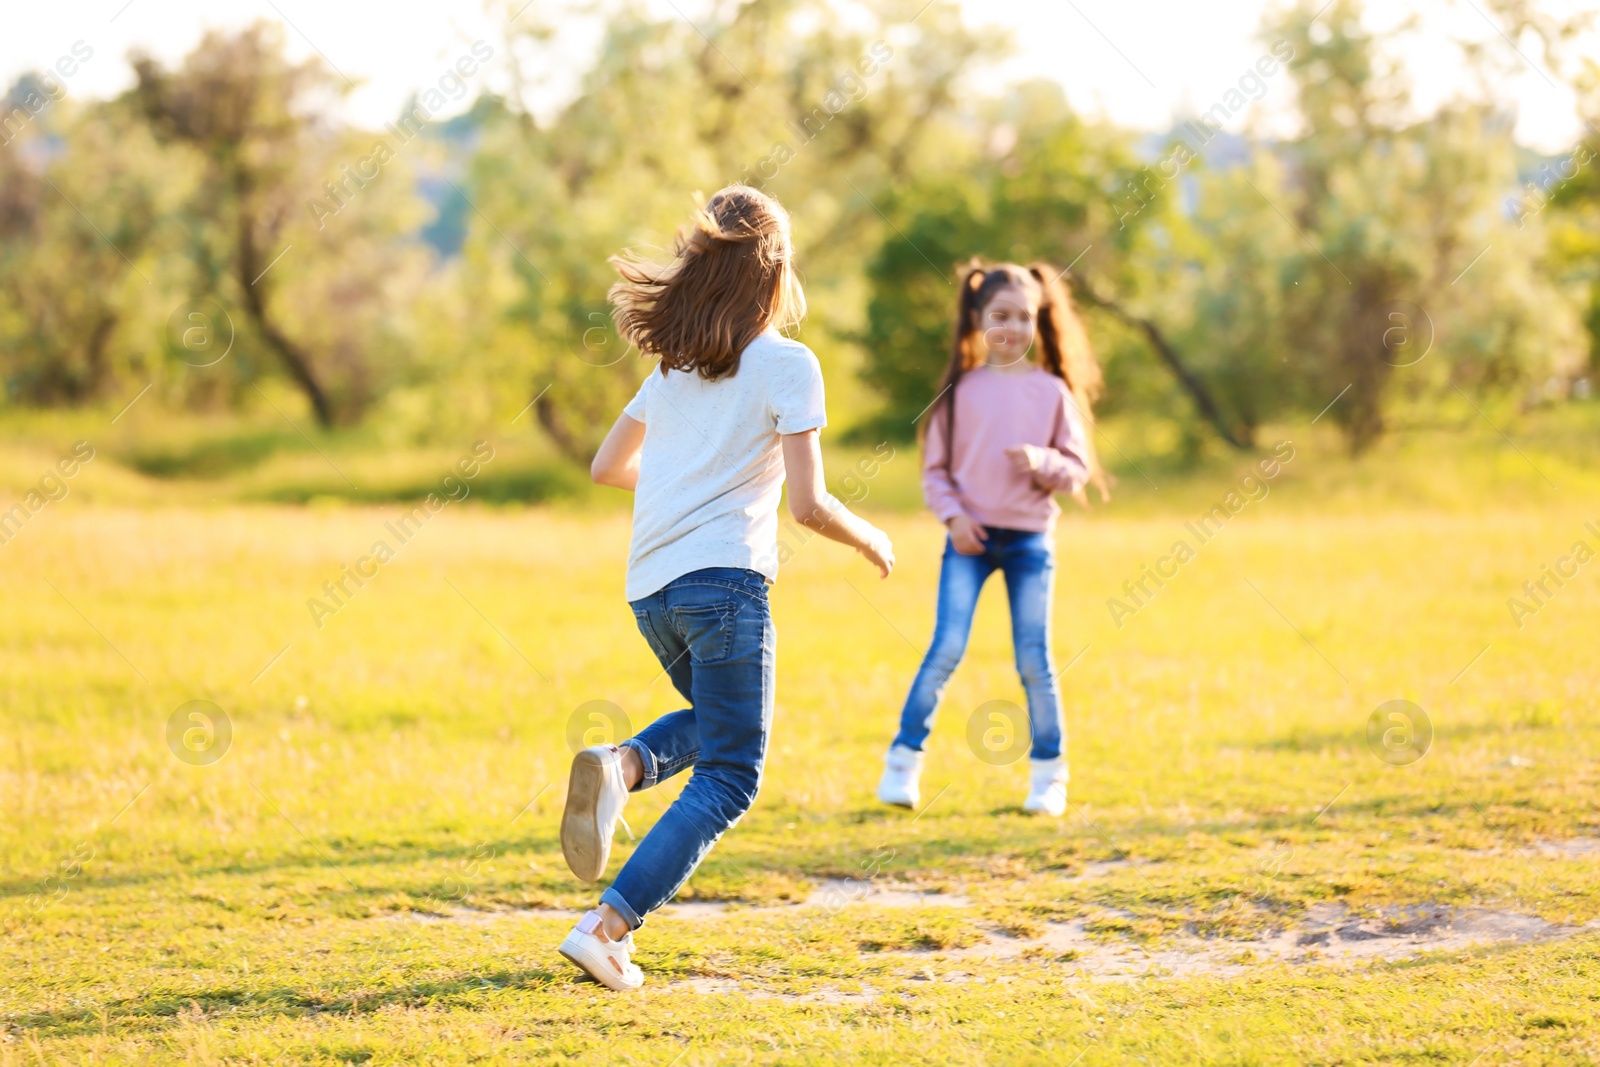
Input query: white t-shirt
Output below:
<box><xmin>622</xmin><ymin>330</ymin><xmax>827</xmax><ymax>601</ymax></box>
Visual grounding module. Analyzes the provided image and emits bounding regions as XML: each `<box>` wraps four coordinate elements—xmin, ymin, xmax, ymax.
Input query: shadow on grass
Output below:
<box><xmin>246</xmin><ymin>460</ymin><xmax>592</xmax><ymax>505</ymax></box>
<box><xmin>112</xmin><ymin>422</ymin><xmax>597</xmax><ymax>504</ymax></box>
<box><xmin>124</xmin><ymin>430</ymin><xmax>302</xmax><ymax>480</ymax></box>
<box><xmin>0</xmin><ymin>832</ymin><xmax>564</xmax><ymax>903</ymax></box>
<box><xmin>0</xmin><ymin>794</ymin><xmax>1556</xmax><ymax>918</ymax></box>
<box><xmin>1248</xmin><ymin>716</ymin><xmax>1552</xmax><ymax>755</ymax></box>
<box><xmin>6</xmin><ymin>965</ymin><xmax>568</xmax><ymax>1041</ymax></box>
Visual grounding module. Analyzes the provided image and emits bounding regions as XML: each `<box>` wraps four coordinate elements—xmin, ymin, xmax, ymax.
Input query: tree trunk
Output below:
<box><xmin>535</xmin><ymin>394</ymin><xmax>587</xmax><ymax>462</ymax></box>
<box><xmin>235</xmin><ymin>199</ymin><xmax>334</xmax><ymax>427</ymax></box>
<box><xmin>81</xmin><ymin>312</ymin><xmax>117</xmax><ymax>401</ymax></box>
<box><xmin>1068</xmin><ymin>274</ymin><xmax>1254</xmax><ymax>451</ymax></box>
<box><xmin>1340</xmin><ymin>274</ymin><xmax>1395</xmax><ymax>455</ymax></box>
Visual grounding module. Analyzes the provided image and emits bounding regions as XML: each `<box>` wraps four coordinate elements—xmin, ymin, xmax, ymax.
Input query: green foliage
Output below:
<box><xmin>1</xmin><ymin>0</ymin><xmax>1597</xmax><ymax>468</ymax></box>
<box><xmin>130</xmin><ymin>24</ymin><xmax>432</xmax><ymax>427</ymax></box>
<box><xmin>1250</xmin><ymin>0</ymin><xmax>1583</xmax><ymax>450</ymax></box>
<box><xmin>858</xmin><ymin>82</ymin><xmax>1159</xmax><ymax>437</ymax></box>
<box><xmin>0</xmin><ymin>93</ymin><xmax>169</xmax><ymax>404</ymax></box>
<box><xmin>858</xmin><ymin>0</ymin><xmax>1590</xmax><ymax>454</ymax></box>
<box><xmin>443</xmin><ymin>0</ymin><xmax>1002</xmax><ymax>459</ymax></box>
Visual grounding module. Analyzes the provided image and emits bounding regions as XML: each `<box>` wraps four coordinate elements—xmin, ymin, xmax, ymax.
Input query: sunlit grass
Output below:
<box><xmin>0</xmin><ymin>410</ymin><xmax>1597</xmax><ymax>1063</ymax></box>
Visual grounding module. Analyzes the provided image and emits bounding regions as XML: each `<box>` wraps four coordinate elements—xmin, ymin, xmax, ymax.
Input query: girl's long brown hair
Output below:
<box><xmin>925</xmin><ymin>259</ymin><xmax>1110</xmax><ymax>503</ymax></box>
<box><xmin>609</xmin><ymin>185</ymin><xmax>805</xmax><ymax>380</ymax></box>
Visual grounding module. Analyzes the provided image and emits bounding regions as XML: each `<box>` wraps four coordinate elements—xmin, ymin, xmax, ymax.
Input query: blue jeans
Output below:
<box><xmin>892</xmin><ymin>528</ymin><xmax>1064</xmax><ymax>761</ymax></box>
<box><xmin>601</xmin><ymin>567</ymin><xmax>774</xmax><ymax>929</ymax></box>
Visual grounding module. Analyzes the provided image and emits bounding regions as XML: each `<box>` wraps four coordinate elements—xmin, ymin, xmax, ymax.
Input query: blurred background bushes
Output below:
<box><xmin>1</xmin><ymin>0</ymin><xmax>1595</xmax><ymax>495</ymax></box>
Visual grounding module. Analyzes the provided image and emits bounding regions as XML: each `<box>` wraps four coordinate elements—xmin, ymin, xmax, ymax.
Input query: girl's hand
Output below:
<box><xmin>859</xmin><ymin>526</ymin><xmax>896</xmax><ymax>578</ymax></box>
<box><xmin>947</xmin><ymin>515</ymin><xmax>988</xmax><ymax>556</ymax></box>
<box><xmin>1004</xmin><ymin>443</ymin><xmax>1044</xmax><ymax>476</ymax></box>
<box><xmin>781</xmin><ymin>430</ymin><xmax>894</xmax><ymax>576</ymax></box>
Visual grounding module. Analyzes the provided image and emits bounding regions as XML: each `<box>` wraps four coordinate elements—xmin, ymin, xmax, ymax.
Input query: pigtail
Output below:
<box><xmin>921</xmin><ymin>258</ymin><xmax>1111</xmax><ymax>503</ymax></box>
<box><xmin>1028</xmin><ymin>263</ymin><xmax>1111</xmax><ymax>503</ymax></box>
<box><xmin>920</xmin><ymin>260</ymin><xmax>991</xmax><ymax>477</ymax></box>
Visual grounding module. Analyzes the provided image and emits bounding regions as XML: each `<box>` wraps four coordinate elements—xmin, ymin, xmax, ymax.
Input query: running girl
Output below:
<box><xmin>878</xmin><ymin>261</ymin><xmax>1107</xmax><ymax>818</ymax></box>
<box><xmin>560</xmin><ymin>186</ymin><xmax>895</xmax><ymax>991</ymax></box>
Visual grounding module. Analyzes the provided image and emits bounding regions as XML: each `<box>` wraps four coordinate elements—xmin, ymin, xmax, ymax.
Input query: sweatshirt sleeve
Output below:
<box><xmin>921</xmin><ymin>406</ymin><xmax>968</xmax><ymax>524</ymax></box>
<box><xmin>1032</xmin><ymin>388</ymin><xmax>1091</xmax><ymax>495</ymax></box>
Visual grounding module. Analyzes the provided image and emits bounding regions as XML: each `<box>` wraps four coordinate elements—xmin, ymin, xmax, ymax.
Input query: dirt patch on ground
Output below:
<box><xmin>463</xmin><ymin>873</ymin><xmax>1600</xmax><ymax>994</ymax></box>
<box><xmin>657</xmin><ymin>904</ymin><xmax>1599</xmax><ymax>995</ymax></box>
<box><xmin>381</xmin><ymin>906</ymin><xmax>582</xmax><ymax>924</ymax></box>
<box><xmin>1461</xmin><ymin>834</ymin><xmax>1600</xmax><ymax>859</ymax></box>
<box><xmin>645</xmin><ymin>879</ymin><xmax>969</xmax><ymax>921</ymax></box>
<box><xmin>381</xmin><ymin>878</ymin><xmax>969</xmax><ymax>925</ymax></box>
<box><xmin>667</xmin><ymin>977</ymin><xmax>878</xmax><ymax>1003</ymax></box>
<box><xmin>1064</xmin><ymin>860</ymin><xmax>1136</xmax><ymax>880</ymax></box>
<box><xmin>647</xmin><ymin>880</ymin><xmax>969</xmax><ymax>921</ymax></box>
<box><xmin>1532</xmin><ymin>836</ymin><xmax>1600</xmax><ymax>858</ymax></box>
<box><xmin>803</xmin><ymin>879</ymin><xmax>972</xmax><ymax>910</ymax></box>
<box><xmin>385</xmin><ymin>837</ymin><xmax>1598</xmax><ymax>987</ymax></box>
<box><xmin>936</xmin><ymin>903</ymin><xmax>1599</xmax><ymax>981</ymax></box>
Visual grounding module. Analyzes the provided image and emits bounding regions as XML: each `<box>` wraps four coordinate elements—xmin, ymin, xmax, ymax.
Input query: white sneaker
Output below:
<box><xmin>1023</xmin><ymin>757</ymin><xmax>1068</xmax><ymax>816</ymax></box>
<box><xmin>561</xmin><ymin>745</ymin><xmax>630</xmax><ymax>882</ymax></box>
<box><xmin>877</xmin><ymin>744</ymin><xmax>924</xmax><ymax>809</ymax></box>
<box><xmin>559</xmin><ymin>910</ymin><xmax>644</xmax><ymax>991</ymax></box>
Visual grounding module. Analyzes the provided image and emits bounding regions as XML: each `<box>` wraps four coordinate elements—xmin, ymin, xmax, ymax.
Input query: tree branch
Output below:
<box><xmin>1068</xmin><ymin>273</ymin><xmax>1254</xmax><ymax>451</ymax></box>
<box><xmin>234</xmin><ymin>173</ymin><xmax>334</xmax><ymax>427</ymax></box>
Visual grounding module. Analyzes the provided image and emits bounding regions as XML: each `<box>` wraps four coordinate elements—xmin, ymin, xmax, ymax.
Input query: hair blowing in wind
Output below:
<box><xmin>609</xmin><ymin>186</ymin><xmax>806</xmax><ymax>381</ymax></box>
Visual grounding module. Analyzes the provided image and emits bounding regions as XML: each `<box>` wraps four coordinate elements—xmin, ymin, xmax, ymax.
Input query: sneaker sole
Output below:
<box><xmin>560</xmin><ymin>749</ymin><xmax>613</xmax><ymax>882</ymax></box>
<box><xmin>558</xmin><ymin>935</ymin><xmax>641</xmax><ymax>992</ymax></box>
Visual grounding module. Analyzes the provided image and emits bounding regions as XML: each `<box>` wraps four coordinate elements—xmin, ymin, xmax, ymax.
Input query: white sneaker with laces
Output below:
<box><xmin>877</xmin><ymin>744</ymin><xmax>924</xmax><ymax>809</ymax></box>
<box><xmin>559</xmin><ymin>910</ymin><xmax>644</xmax><ymax>991</ymax></box>
<box><xmin>1023</xmin><ymin>757</ymin><xmax>1068</xmax><ymax>816</ymax></box>
<box><xmin>561</xmin><ymin>745</ymin><xmax>631</xmax><ymax>882</ymax></box>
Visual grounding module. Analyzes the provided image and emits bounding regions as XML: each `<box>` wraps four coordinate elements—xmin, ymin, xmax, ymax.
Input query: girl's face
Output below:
<box><xmin>975</xmin><ymin>285</ymin><xmax>1038</xmax><ymax>368</ymax></box>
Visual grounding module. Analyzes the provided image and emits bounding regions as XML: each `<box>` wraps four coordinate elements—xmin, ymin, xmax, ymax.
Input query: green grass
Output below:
<box><xmin>1</xmin><ymin>406</ymin><xmax>1598</xmax><ymax>1063</ymax></box>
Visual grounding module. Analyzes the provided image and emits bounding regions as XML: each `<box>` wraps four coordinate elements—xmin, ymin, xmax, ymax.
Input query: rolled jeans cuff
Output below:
<box><xmin>599</xmin><ymin>886</ymin><xmax>644</xmax><ymax>930</ymax></box>
<box><xmin>622</xmin><ymin>736</ymin><xmax>698</xmax><ymax>792</ymax></box>
<box><xmin>620</xmin><ymin>738</ymin><xmax>658</xmax><ymax>791</ymax></box>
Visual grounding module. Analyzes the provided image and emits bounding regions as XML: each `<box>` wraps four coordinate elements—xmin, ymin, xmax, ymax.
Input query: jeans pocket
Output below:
<box><xmin>667</xmin><ymin>599</ymin><xmax>741</xmax><ymax>664</ymax></box>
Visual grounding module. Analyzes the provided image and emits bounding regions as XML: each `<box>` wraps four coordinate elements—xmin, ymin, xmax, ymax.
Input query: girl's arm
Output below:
<box><xmin>924</xmin><ymin>407</ymin><xmax>988</xmax><ymax>556</ymax></box>
<box><xmin>591</xmin><ymin>413</ymin><xmax>646</xmax><ymax>491</ymax></box>
<box><xmin>920</xmin><ymin>406</ymin><xmax>968</xmax><ymax>526</ymax></box>
<box><xmin>1005</xmin><ymin>393</ymin><xmax>1090</xmax><ymax>496</ymax></box>
<box><xmin>782</xmin><ymin>430</ymin><xmax>895</xmax><ymax>577</ymax></box>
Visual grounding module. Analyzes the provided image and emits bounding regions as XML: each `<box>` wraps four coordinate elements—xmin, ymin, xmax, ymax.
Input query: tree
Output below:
<box><xmin>458</xmin><ymin>0</ymin><xmax>1003</xmax><ymax>461</ymax></box>
<box><xmin>858</xmin><ymin>79</ymin><xmax>1251</xmax><ymax>448</ymax></box>
<box><xmin>1542</xmin><ymin>50</ymin><xmax>1600</xmax><ymax>380</ymax></box>
<box><xmin>1261</xmin><ymin>0</ymin><xmax>1584</xmax><ymax>450</ymax></box>
<box><xmin>0</xmin><ymin>80</ymin><xmax>162</xmax><ymax>405</ymax></box>
<box><xmin>130</xmin><ymin>24</ymin><xmax>426</xmax><ymax>427</ymax></box>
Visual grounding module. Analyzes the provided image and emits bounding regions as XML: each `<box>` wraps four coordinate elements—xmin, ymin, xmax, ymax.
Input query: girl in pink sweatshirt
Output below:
<box><xmin>878</xmin><ymin>261</ymin><xmax>1108</xmax><ymax>816</ymax></box>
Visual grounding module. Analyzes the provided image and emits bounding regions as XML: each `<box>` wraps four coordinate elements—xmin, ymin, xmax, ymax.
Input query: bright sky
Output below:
<box><xmin>2</xmin><ymin>0</ymin><xmax>1590</xmax><ymax>152</ymax></box>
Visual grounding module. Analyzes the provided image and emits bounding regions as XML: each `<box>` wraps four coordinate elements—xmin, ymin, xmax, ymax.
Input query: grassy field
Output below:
<box><xmin>2</xmin><ymin>408</ymin><xmax>1599</xmax><ymax>1064</ymax></box>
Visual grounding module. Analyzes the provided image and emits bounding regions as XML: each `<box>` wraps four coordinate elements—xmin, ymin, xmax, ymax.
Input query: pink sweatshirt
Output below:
<box><xmin>922</xmin><ymin>365</ymin><xmax>1091</xmax><ymax>532</ymax></box>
